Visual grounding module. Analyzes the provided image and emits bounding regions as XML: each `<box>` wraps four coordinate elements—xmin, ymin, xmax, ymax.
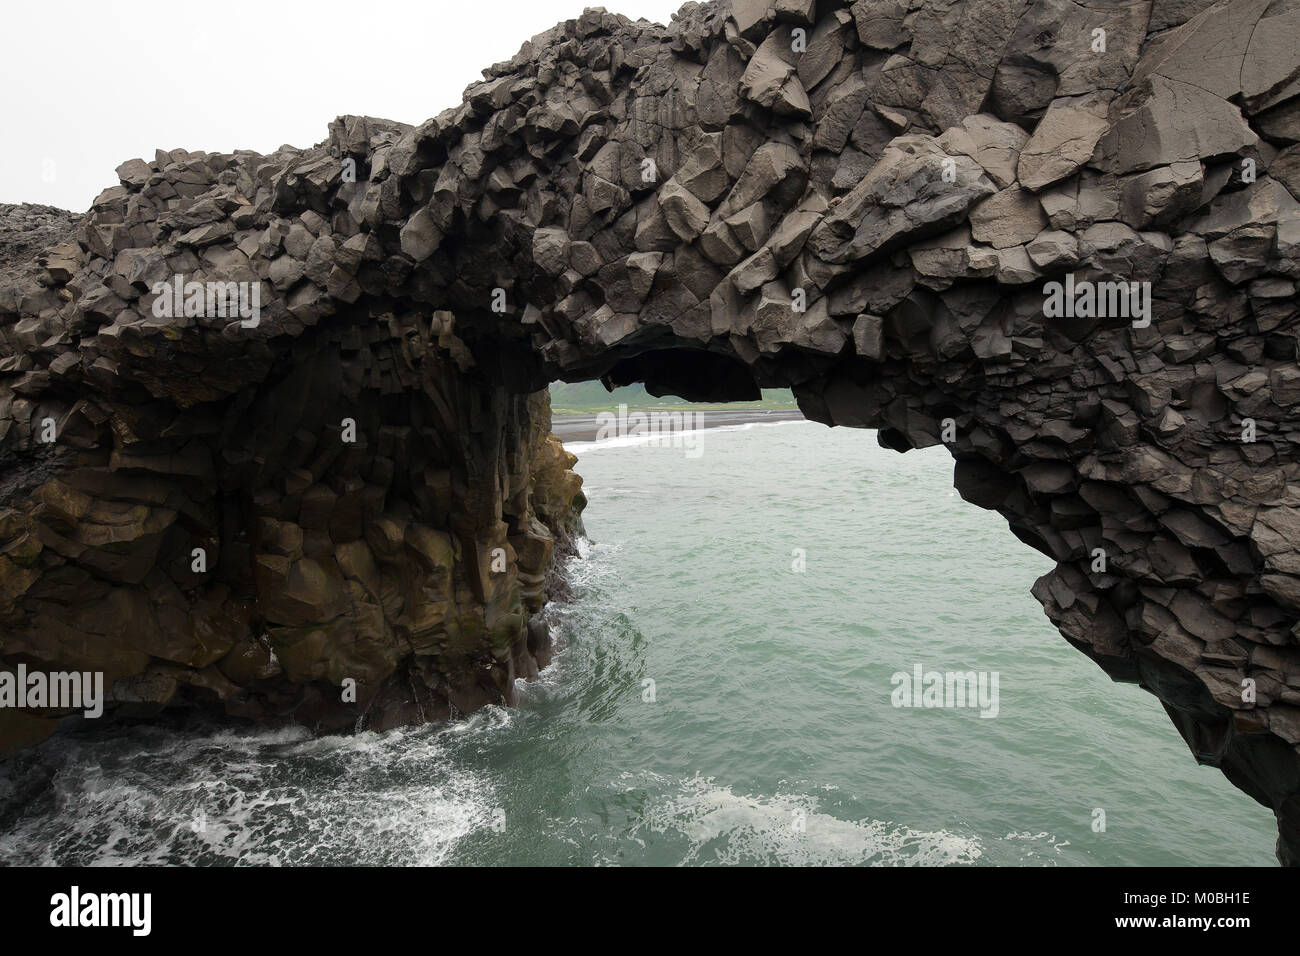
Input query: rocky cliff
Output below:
<box><xmin>0</xmin><ymin>192</ymin><xmax>587</xmax><ymax>748</ymax></box>
<box><xmin>4</xmin><ymin>0</ymin><xmax>1300</xmax><ymax>862</ymax></box>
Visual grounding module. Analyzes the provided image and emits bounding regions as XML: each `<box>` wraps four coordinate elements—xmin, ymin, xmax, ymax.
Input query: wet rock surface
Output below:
<box><xmin>3</xmin><ymin>0</ymin><xmax>1300</xmax><ymax>862</ymax></box>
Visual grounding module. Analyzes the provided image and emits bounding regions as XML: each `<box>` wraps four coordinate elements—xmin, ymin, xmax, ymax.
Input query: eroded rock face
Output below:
<box><xmin>0</xmin><ymin>190</ymin><xmax>587</xmax><ymax>747</ymax></box>
<box><xmin>3</xmin><ymin>0</ymin><xmax>1300</xmax><ymax>861</ymax></box>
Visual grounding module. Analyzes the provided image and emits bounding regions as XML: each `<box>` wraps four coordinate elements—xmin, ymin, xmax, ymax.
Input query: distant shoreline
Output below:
<box><xmin>552</xmin><ymin>408</ymin><xmax>806</xmax><ymax>444</ymax></box>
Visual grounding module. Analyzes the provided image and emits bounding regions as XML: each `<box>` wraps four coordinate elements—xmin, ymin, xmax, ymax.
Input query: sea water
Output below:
<box><xmin>0</xmin><ymin>421</ymin><xmax>1278</xmax><ymax>865</ymax></box>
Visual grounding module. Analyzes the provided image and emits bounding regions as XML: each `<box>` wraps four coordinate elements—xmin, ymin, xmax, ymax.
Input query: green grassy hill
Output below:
<box><xmin>548</xmin><ymin>381</ymin><xmax>797</xmax><ymax>414</ymax></box>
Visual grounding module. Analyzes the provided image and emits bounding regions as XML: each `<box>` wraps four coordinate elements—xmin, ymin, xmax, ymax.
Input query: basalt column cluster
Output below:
<box><xmin>0</xmin><ymin>179</ymin><xmax>586</xmax><ymax>748</ymax></box>
<box><xmin>2</xmin><ymin>0</ymin><xmax>1300</xmax><ymax>862</ymax></box>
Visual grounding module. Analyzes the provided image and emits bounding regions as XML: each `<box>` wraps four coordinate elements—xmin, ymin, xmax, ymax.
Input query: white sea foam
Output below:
<box><xmin>0</xmin><ymin>721</ymin><xmax>503</xmax><ymax>866</ymax></box>
<box><xmin>620</xmin><ymin>772</ymin><xmax>983</xmax><ymax>866</ymax></box>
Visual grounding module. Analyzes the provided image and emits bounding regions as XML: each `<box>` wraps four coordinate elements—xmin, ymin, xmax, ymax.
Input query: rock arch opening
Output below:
<box><xmin>1</xmin><ymin>0</ymin><xmax>1299</xmax><ymax>863</ymax></box>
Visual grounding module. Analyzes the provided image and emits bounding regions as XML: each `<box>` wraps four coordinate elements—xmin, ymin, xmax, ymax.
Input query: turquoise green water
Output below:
<box><xmin>0</xmin><ymin>421</ymin><xmax>1279</xmax><ymax>865</ymax></box>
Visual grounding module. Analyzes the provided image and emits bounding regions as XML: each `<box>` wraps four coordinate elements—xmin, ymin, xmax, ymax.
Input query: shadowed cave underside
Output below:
<box><xmin>3</xmin><ymin>0</ymin><xmax>1300</xmax><ymax>863</ymax></box>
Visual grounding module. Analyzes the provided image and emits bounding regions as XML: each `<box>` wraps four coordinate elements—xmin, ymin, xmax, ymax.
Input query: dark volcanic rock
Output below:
<box><xmin>0</xmin><ymin>205</ymin><xmax>80</xmax><ymax>287</ymax></box>
<box><xmin>3</xmin><ymin>0</ymin><xmax>1300</xmax><ymax>863</ymax></box>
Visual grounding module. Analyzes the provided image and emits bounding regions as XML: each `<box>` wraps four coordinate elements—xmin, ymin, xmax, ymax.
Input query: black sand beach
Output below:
<box><xmin>552</xmin><ymin>408</ymin><xmax>805</xmax><ymax>444</ymax></box>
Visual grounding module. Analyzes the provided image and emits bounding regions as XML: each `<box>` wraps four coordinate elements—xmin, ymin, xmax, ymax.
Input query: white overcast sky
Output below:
<box><xmin>2</xmin><ymin>0</ymin><xmax>684</xmax><ymax>212</ymax></box>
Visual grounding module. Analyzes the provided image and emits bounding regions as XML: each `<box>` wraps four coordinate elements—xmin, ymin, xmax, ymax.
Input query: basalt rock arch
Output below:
<box><xmin>2</xmin><ymin>0</ymin><xmax>1300</xmax><ymax>862</ymax></box>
